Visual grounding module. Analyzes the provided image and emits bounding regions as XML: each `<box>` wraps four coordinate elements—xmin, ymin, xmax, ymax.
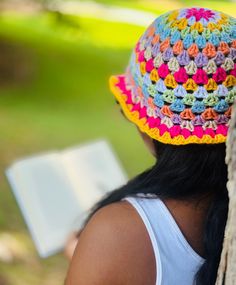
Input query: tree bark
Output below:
<box><xmin>216</xmin><ymin>103</ymin><xmax>236</xmax><ymax>284</ymax></box>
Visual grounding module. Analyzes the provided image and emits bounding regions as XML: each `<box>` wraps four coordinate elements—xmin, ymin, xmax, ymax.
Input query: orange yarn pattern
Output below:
<box><xmin>109</xmin><ymin>76</ymin><xmax>227</xmax><ymax>145</ymax></box>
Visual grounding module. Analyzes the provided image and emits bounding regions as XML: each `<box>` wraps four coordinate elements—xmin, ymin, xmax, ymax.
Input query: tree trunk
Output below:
<box><xmin>215</xmin><ymin>103</ymin><xmax>236</xmax><ymax>284</ymax></box>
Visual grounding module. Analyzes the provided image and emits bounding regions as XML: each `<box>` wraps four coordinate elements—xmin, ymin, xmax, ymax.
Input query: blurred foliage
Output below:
<box><xmin>0</xmin><ymin>8</ymin><xmax>153</xmax><ymax>285</ymax></box>
<box><xmin>0</xmin><ymin>37</ymin><xmax>34</xmax><ymax>86</ymax></box>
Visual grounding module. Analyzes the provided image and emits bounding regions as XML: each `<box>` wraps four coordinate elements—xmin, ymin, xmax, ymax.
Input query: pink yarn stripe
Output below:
<box><xmin>115</xmin><ymin>76</ymin><xmax>229</xmax><ymax>139</ymax></box>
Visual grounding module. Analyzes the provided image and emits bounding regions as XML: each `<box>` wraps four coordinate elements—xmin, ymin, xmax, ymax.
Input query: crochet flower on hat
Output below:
<box><xmin>109</xmin><ymin>7</ymin><xmax>236</xmax><ymax>145</ymax></box>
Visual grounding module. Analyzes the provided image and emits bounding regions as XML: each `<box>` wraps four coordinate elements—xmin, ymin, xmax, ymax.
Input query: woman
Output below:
<box><xmin>66</xmin><ymin>7</ymin><xmax>236</xmax><ymax>285</ymax></box>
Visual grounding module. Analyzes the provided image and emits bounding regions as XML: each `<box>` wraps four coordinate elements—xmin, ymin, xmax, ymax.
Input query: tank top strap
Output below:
<box><xmin>122</xmin><ymin>195</ymin><xmax>205</xmax><ymax>285</ymax></box>
<box><xmin>122</xmin><ymin>195</ymin><xmax>162</xmax><ymax>285</ymax></box>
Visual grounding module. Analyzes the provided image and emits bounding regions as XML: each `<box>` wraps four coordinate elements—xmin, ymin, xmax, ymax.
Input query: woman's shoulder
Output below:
<box><xmin>65</xmin><ymin>201</ymin><xmax>156</xmax><ymax>285</ymax></box>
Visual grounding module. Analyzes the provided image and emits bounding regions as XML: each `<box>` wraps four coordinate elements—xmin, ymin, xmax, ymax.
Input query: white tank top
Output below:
<box><xmin>122</xmin><ymin>195</ymin><xmax>205</xmax><ymax>285</ymax></box>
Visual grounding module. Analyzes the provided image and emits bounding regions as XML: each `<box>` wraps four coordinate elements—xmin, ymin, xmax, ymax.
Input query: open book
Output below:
<box><xmin>6</xmin><ymin>140</ymin><xmax>128</xmax><ymax>258</ymax></box>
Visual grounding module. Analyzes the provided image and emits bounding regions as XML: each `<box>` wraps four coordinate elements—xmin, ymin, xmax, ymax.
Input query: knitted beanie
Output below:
<box><xmin>109</xmin><ymin>7</ymin><xmax>236</xmax><ymax>145</ymax></box>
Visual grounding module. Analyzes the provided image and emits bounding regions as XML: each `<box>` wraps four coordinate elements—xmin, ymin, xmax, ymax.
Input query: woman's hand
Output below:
<box><xmin>64</xmin><ymin>231</ymin><xmax>82</xmax><ymax>260</ymax></box>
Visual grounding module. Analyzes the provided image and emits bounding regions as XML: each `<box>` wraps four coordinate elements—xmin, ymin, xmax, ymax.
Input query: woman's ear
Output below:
<box><xmin>136</xmin><ymin>127</ymin><xmax>156</xmax><ymax>157</ymax></box>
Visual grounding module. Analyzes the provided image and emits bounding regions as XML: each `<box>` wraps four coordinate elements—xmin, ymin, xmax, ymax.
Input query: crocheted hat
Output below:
<box><xmin>109</xmin><ymin>7</ymin><xmax>236</xmax><ymax>145</ymax></box>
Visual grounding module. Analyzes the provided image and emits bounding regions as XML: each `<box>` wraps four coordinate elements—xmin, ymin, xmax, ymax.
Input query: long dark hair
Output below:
<box><xmin>83</xmin><ymin>139</ymin><xmax>229</xmax><ymax>285</ymax></box>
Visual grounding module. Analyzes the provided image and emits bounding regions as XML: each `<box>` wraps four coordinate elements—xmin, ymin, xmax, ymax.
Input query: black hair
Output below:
<box><xmin>83</xmin><ymin>139</ymin><xmax>228</xmax><ymax>285</ymax></box>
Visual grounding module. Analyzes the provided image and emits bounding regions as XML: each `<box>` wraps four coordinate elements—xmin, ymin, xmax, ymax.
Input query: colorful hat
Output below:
<box><xmin>109</xmin><ymin>7</ymin><xmax>236</xmax><ymax>145</ymax></box>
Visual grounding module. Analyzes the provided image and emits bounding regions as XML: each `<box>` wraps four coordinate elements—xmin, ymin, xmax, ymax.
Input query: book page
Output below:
<box><xmin>61</xmin><ymin>140</ymin><xmax>128</xmax><ymax>212</ymax></box>
<box><xmin>6</xmin><ymin>140</ymin><xmax>128</xmax><ymax>258</ymax></box>
<box><xmin>6</xmin><ymin>153</ymin><xmax>83</xmax><ymax>258</ymax></box>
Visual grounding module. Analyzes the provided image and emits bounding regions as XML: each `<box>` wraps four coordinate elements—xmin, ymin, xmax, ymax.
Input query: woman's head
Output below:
<box><xmin>110</xmin><ymin>7</ymin><xmax>236</xmax><ymax>146</ymax></box>
<box><xmin>84</xmin><ymin>7</ymin><xmax>234</xmax><ymax>285</ymax></box>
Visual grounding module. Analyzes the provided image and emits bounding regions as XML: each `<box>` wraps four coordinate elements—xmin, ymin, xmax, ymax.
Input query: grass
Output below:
<box><xmin>0</xmin><ymin>1</ymin><xmax>235</xmax><ymax>284</ymax></box>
